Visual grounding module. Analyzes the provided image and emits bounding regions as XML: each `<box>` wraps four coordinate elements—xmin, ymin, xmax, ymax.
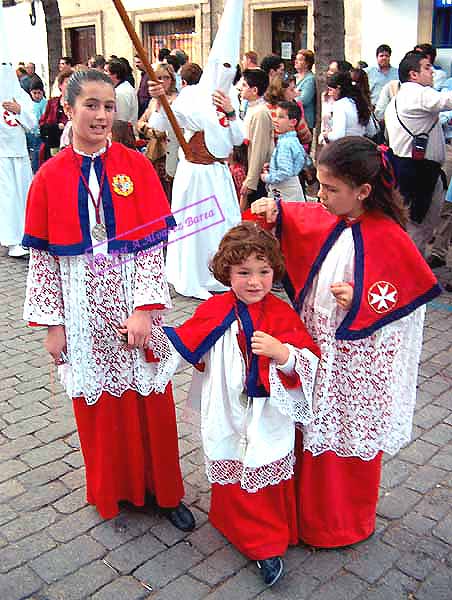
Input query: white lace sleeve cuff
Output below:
<box><xmin>149</xmin><ymin>325</ymin><xmax>188</xmax><ymax>393</ymax></box>
<box><xmin>133</xmin><ymin>247</ymin><xmax>172</xmax><ymax>311</ymax></box>
<box><xmin>269</xmin><ymin>344</ymin><xmax>319</xmax><ymax>424</ymax></box>
<box><xmin>23</xmin><ymin>249</ymin><xmax>64</xmax><ymax>326</ymax></box>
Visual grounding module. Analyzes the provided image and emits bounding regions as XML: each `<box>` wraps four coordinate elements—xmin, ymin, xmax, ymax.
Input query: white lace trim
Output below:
<box><xmin>300</xmin><ymin>303</ymin><xmax>426</xmax><ymax>460</ymax></box>
<box><xmin>268</xmin><ymin>345</ymin><xmax>318</xmax><ymax>424</ymax></box>
<box><xmin>205</xmin><ymin>451</ymin><xmax>295</xmax><ymax>493</ymax></box>
<box><xmin>150</xmin><ymin>325</ymin><xmax>184</xmax><ymax>393</ymax></box>
<box><xmin>24</xmin><ymin>248</ymin><xmax>172</xmax><ymax>405</ymax></box>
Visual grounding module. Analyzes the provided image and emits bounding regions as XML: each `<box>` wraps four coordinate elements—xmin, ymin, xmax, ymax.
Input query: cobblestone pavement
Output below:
<box><xmin>0</xmin><ymin>248</ymin><xmax>451</xmax><ymax>600</ymax></box>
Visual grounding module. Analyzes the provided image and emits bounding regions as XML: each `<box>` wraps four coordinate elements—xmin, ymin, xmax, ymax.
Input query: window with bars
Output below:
<box><xmin>142</xmin><ymin>18</ymin><xmax>196</xmax><ymax>63</ymax></box>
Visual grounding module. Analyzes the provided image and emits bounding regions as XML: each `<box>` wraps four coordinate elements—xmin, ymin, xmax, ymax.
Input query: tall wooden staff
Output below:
<box><xmin>111</xmin><ymin>0</ymin><xmax>192</xmax><ymax>160</ymax></box>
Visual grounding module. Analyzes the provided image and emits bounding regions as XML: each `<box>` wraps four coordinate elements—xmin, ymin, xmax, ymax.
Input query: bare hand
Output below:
<box><xmin>212</xmin><ymin>90</ymin><xmax>233</xmax><ymax>114</ymax></box>
<box><xmin>2</xmin><ymin>99</ymin><xmax>21</xmax><ymax>114</ymax></box>
<box><xmin>250</xmin><ymin>198</ymin><xmax>278</xmax><ymax>223</ymax></box>
<box><xmin>45</xmin><ymin>325</ymin><xmax>67</xmax><ymax>365</ymax></box>
<box><xmin>331</xmin><ymin>282</ymin><xmax>354</xmax><ymax>310</ymax></box>
<box><xmin>262</xmin><ymin>163</ymin><xmax>270</xmax><ymax>173</ymax></box>
<box><xmin>119</xmin><ymin>310</ymin><xmax>152</xmax><ymax>349</ymax></box>
<box><xmin>251</xmin><ymin>331</ymin><xmax>289</xmax><ymax>365</ymax></box>
<box><xmin>148</xmin><ymin>81</ymin><xmax>165</xmax><ymax>98</ymax></box>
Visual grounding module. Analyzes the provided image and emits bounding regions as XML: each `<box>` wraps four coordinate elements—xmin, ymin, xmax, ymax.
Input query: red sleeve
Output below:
<box><xmin>135</xmin><ymin>304</ymin><xmax>166</xmax><ymax>311</ymax></box>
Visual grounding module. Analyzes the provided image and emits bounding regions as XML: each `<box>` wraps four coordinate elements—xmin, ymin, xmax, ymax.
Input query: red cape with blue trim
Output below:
<box><xmin>273</xmin><ymin>203</ymin><xmax>441</xmax><ymax>340</ymax></box>
<box><xmin>148</xmin><ymin>290</ymin><xmax>320</xmax><ymax>395</ymax></box>
<box><xmin>23</xmin><ymin>142</ymin><xmax>175</xmax><ymax>256</ymax></box>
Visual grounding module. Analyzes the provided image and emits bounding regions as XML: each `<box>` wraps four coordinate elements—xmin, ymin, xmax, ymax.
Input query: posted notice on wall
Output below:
<box><xmin>281</xmin><ymin>42</ymin><xmax>292</xmax><ymax>60</ymax></box>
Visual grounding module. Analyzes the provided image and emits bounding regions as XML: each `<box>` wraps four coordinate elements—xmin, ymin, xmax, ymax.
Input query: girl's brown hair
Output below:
<box><xmin>210</xmin><ymin>222</ymin><xmax>286</xmax><ymax>286</ymax></box>
<box><xmin>318</xmin><ymin>136</ymin><xmax>408</xmax><ymax>228</ymax></box>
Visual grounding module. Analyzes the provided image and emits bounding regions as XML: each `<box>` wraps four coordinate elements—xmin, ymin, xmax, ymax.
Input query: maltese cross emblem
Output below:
<box><xmin>367</xmin><ymin>281</ymin><xmax>398</xmax><ymax>314</ymax></box>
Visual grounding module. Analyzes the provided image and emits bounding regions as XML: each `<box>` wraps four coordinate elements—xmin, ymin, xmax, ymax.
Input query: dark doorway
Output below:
<box><xmin>272</xmin><ymin>10</ymin><xmax>308</xmax><ymax>69</ymax></box>
<box><xmin>68</xmin><ymin>25</ymin><xmax>96</xmax><ymax>65</ymax></box>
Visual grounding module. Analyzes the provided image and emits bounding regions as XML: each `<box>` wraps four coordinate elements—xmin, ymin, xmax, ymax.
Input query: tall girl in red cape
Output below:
<box><xmin>23</xmin><ymin>69</ymin><xmax>194</xmax><ymax>530</ymax></box>
<box><xmin>251</xmin><ymin>137</ymin><xmax>441</xmax><ymax>548</ymax></box>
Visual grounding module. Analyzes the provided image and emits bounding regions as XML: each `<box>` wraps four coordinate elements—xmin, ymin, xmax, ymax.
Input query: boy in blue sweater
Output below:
<box><xmin>261</xmin><ymin>101</ymin><xmax>307</xmax><ymax>202</ymax></box>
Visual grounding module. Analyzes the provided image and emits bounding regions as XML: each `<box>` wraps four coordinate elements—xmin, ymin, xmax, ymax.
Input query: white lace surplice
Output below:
<box><xmin>299</xmin><ymin>227</ymin><xmax>426</xmax><ymax>461</ymax></box>
<box><xmin>151</xmin><ymin>322</ymin><xmax>319</xmax><ymax>493</ymax></box>
<box><xmin>24</xmin><ymin>247</ymin><xmax>172</xmax><ymax>405</ymax></box>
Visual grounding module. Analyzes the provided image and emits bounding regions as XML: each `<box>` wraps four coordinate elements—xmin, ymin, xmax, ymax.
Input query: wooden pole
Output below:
<box><xmin>111</xmin><ymin>0</ymin><xmax>192</xmax><ymax>160</ymax></box>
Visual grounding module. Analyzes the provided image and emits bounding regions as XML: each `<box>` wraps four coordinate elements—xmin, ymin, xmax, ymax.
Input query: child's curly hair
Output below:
<box><xmin>210</xmin><ymin>222</ymin><xmax>286</xmax><ymax>286</ymax></box>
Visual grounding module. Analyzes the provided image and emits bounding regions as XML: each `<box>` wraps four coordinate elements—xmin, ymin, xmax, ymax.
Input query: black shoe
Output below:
<box><xmin>162</xmin><ymin>501</ymin><xmax>195</xmax><ymax>531</ymax></box>
<box><xmin>427</xmin><ymin>255</ymin><xmax>446</xmax><ymax>269</ymax></box>
<box><xmin>256</xmin><ymin>557</ymin><xmax>284</xmax><ymax>586</ymax></box>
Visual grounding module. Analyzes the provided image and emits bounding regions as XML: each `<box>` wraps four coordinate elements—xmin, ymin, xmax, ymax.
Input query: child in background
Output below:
<box><xmin>229</xmin><ymin>142</ymin><xmax>248</xmax><ymax>203</ymax></box>
<box><xmin>148</xmin><ymin>222</ymin><xmax>320</xmax><ymax>587</ymax></box>
<box><xmin>27</xmin><ymin>80</ymin><xmax>47</xmax><ymax>173</ymax></box>
<box><xmin>261</xmin><ymin>101</ymin><xmax>307</xmax><ymax>202</ymax></box>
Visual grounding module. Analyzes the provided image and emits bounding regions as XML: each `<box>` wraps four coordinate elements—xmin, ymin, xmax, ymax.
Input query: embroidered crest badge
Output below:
<box><xmin>3</xmin><ymin>110</ymin><xmax>18</xmax><ymax>127</ymax></box>
<box><xmin>367</xmin><ymin>281</ymin><xmax>398</xmax><ymax>313</ymax></box>
<box><xmin>112</xmin><ymin>174</ymin><xmax>134</xmax><ymax>197</ymax></box>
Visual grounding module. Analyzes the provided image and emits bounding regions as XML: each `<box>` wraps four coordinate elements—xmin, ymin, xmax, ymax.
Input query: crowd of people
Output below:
<box><xmin>1</xmin><ymin>8</ymin><xmax>450</xmax><ymax>587</ymax></box>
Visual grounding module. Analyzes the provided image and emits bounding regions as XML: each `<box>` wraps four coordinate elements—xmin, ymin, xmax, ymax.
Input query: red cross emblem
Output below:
<box><xmin>3</xmin><ymin>110</ymin><xmax>18</xmax><ymax>127</ymax></box>
<box><xmin>367</xmin><ymin>281</ymin><xmax>398</xmax><ymax>313</ymax></box>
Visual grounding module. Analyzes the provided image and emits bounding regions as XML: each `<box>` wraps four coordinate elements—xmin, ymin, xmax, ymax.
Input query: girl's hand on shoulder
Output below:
<box><xmin>120</xmin><ymin>310</ymin><xmax>152</xmax><ymax>349</ymax></box>
<box><xmin>331</xmin><ymin>282</ymin><xmax>354</xmax><ymax>310</ymax></box>
<box><xmin>250</xmin><ymin>198</ymin><xmax>278</xmax><ymax>223</ymax></box>
<box><xmin>251</xmin><ymin>331</ymin><xmax>289</xmax><ymax>365</ymax></box>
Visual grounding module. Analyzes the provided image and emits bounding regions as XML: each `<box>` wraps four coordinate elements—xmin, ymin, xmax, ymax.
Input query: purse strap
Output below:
<box><xmin>394</xmin><ymin>99</ymin><xmax>438</xmax><ymax>137</ymax></box>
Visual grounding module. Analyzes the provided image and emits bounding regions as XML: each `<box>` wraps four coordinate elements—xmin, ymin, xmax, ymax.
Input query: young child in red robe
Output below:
<box><xmin>148</xmin><ymin>222</ymin><xmax>320</xmax><ymax>587</ymax></box>
<box><xmin>250</xmin><ymin>136</ymin><xmax>441</xmax><ymax>549</ymax></box>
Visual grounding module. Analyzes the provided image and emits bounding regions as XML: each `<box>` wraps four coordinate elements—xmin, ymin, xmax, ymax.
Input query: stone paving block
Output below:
<box><xmin>415</xmin><ymin>565</ymin><xmax>452</xmax><ymax>600</ymax></box>
<box><xmin>21</xmin><ymin>439</ymin><xmax>71</xmax><ymax>468</ymax></box>
<box><xmin>344</xmin><ymin>540</ymin><xmax>400</xmax><ymax>583</ymax></box>
<box><xmin>90</xmin><ymin>512</ymin><xmax>156</xmax><ymax>550</ymax></box>
<box><xmin>191</xmin><ymin>544</ymin><xmax>248</xmax><ymax>586</ymax></box>
<box><xmin>255</xmin><ymin>570</ymin><xmax>320</xmax><ymax>599</ymax></box>
<box><xmin>52</xmin><ymin>487</ymin><xmax>88</xmax><ymax>514</ymax></box>
<box><xmin>29</xmin><ymin>534</ymin><xmax>105</xmax><ymax>583</ymax></box>
<box><xmin>59</xmin><ymin>467</ymin><xmax>85</xmax><ymax>491</ymax></box>
<box><xmin>0</xmin><ymin>531</ymin><xmax>57</xmax><ymax>573</ymax></box>
<box><xmin>430</xmin><ymin>447</ymin><xmax>452</xmax><ymax>470</ymax></box>
<box><xmin>380</xmin><ymin>458</ymin><xmax>415</xmax><ymax>489</ymax></box>
<box><xmin>0</xmin><ymin>459</ymin><xmax>28</xmax><ymax>483</ymax></box>
<box><xmin>188</xmin><ymin>522</ymin><xmax>228</xmax><ymax>556</ymax></box>
<box><xmin>416</xmin><ymin>487</ymin><xmax>451</xmax><ymax>520</ymax></box>
<box><xmin>34</xmin><ymin>419</ymin><xmax>76</xmax><ymax>444</ymax></box>
<box><xmin>416</xmin><ymin>535</ymin><xmax>451</xmax><ymax>560</ymax></box>
<box><xmin>0</xmin><ymin>434</ymin><xmax>41</xmax><ymax>461</ymax></box>
<box><xmin>3</xmin><ymin>415</ymin><xmax>50</xmax><ymax>439</ymax></box>
<box><xmin>398</xmin><ymin>439</ymin><xmax>439</xmax><ymax>465</ymax></box>
<box><xmin>404</xmin><ymin>464</ymin><xmax>447</xmax><ymax>493</ymax></box>
<box><xmin>434</xmin><ymin>390</ymin><xmax>452</xmax><ymax>410</ymax></box>
<box><xmin>63</xmin><ymin>450</ymin><xmax>85</xmax><ymax>468</ymax></box>
<box><xmin>0</xmin><ymin>505</ymin><xmax>16</xmax><ymax>527</ymax></box>
<box><xmin>2</xmin><ymin>401</ymin><xmax>50</xmax><ymax>424</ymax></box>
<box><xmin>17</xmin><ymin>459</ymin><xmax>71</xmax><ymax>488</ymax></box>
<box><xmin>0</xmin><ymin>478</ymin><xmax>25</xmax><ymax>502</ymax></box>
<box><xmin>91</xmin><ymin>575</ymin><xmax>150</xmax><ymax>599</ymax></box>
<box><xmin>13</xmin><ymin>480</ymin><xmax>69</xmax><ymax>511</ymax></box>
<box><xmin>45</xmin><ymin>560</ymin><xmax>116</xmax><ymax>600</ymax></box>
<box><xmin>308</xmin><ymin>572</ymin><xmax>366</xmax><ymax>600</ymax></box>
<box><xmin>401</xmin><ymin>511</ymin><xmax>436</xmax><ymax>535</ymax></box>
<box><xmin>432</xmin><ymin>511</ymin><xmax>452</xmax><ymax>545</ymax></box>
<box><xmin>203</xmin><ymin>565</ymin><xmax>266</xmax><ymax>600</ymax></box>
<box><xmin>396</xmin><ymin>549</ymin><xmax>438</xmax><ymax>581</ymax></box>
<box><xmin>65</xmin><ymin>431</ymin><xmax>80</xmax><ymax>448</ymax></box>
<box><xmin>48</xmin><ymin>505</ymin><xmax>104</xmax><ymax>542</ymax></box>
<box><xmin>134</xmin><ymin>541</ymin><xmax>203</xmax><ymax>589</ymax></box>
<box><xmin>0</xmin><ymin>565</ymin><xmax>43</xmax><ymax>600</ymax></box>
<box><xmin>413</xmin><ymin>404</ymin><xmax>450</xmax><ymax>429</ymax></box>
<box><xmin>104</xmin><ymin>532</ymin><xmax>165</xmax><ymax>574</ymax></box>
<box><xmin>365</xmin><ymin>567</ymin><xmax>417</xmax><ymax>598</ymax></box>
<box><xmin>381</xmin><ymin>525</ymin><xmax>419</xmax><ymax>551</ymax></box>
<box><xmin>297</xmin><ymin>547</ymin><xmax>348</xmax><ymax>583</ymax></box>
<box><xmin>0</xmin><ymin>506</ymin><xmax>57</xmax><ymax>542</ymax></box>
<box><xmin>420</xmin><ymin>423</ymin><xmax>452</xmax><ymax>446</ymax></box>
<box><xmin>153</xmin><ymin>574</ymin><xmax>210</xmax><ymax>600</ymax></box>
<box><xmin>377</xmin><ymin>487</ymin><xmax>422</xmax><ymax>519</ymax></box>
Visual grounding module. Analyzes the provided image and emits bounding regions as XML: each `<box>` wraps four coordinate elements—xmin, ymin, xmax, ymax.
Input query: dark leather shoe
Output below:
<box><xmin>162</xmin><ymin>502</ymin><xmax>195</xmax><ymax>531</ymax></box>
<box><xmin>256</xmin><ymin>556</ymin><xmax>284</xmax><ymax>586</ymax></box>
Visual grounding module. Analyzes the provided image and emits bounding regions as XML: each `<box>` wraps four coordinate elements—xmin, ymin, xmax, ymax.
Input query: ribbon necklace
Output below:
<box><xmin>72</xmin><ymin>147</ymin><xmax>108</xmax><ymax>241</ymax></box>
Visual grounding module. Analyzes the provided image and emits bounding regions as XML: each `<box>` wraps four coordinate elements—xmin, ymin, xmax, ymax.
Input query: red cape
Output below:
<box><xmin>151</xmin><ymin>291</ymin><xmax>320</xmax><ymax>396</ymax></box>
<box><xmin>23</xmin><ymin>142</ymin><xmax>175</xmax><ymax>255</ymax></box>
<box><xmin>275</xmin><ymin>203</ymin><xmax>441</xmax><ymax>340</ymax></box>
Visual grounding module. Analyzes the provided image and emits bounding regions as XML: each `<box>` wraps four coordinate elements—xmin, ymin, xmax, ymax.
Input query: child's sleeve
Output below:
<box><xmin>23</xmin><ymin>249</ymin><xmax>64</xmax><ymax>327</ymax></box>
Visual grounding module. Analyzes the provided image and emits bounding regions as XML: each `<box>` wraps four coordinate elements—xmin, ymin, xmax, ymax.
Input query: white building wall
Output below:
<box><xmin>360</xmin><ymin>0</ymin><xmax>418</xmax><ymax>68</ymax></box>
<box><xmin>3</xmin><ymin>1</ymin><xmax>49</xmax><ymax>93</ymax></box>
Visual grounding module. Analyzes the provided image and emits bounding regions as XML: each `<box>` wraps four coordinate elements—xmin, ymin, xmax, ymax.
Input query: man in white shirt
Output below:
<box><xmin>385</xmin><ymin>51</ymin><xmax>452</xmax><ymax>255</ymax></box>
<box><xmin>105</xmin><ymin>59</ymin><xmax>138</xmax><ymax>124</ymax></box>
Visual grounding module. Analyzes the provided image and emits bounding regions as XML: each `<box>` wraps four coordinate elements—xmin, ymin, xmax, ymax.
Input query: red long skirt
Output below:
<box><xmin>295</xmin><ymin>433</ymin><xmax>382</xmax><ymax>547</ymax></box>
<box><xmin>209</xmin><ymin>479</ymin><xmax>298</xmax><ymax>560</ymax></box>
<box><xmin>73</xmin><ymin>386</ymin><xmax>184</xmax><ymax>520</ymax></box>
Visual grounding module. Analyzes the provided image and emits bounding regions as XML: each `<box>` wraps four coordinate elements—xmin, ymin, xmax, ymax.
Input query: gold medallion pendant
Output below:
<box><xmin>91</xmin><ymin>223</ymin><xmax>107</xmax><ymax>241</ymax></box>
